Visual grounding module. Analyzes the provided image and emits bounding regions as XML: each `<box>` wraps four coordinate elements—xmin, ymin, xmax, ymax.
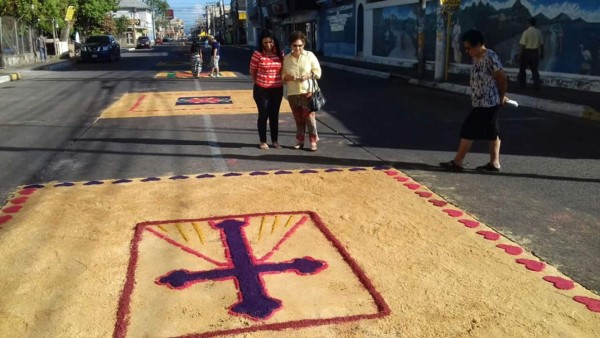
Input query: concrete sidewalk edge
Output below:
<box><xmin>408</xmin><ymin>78</ymin><xmax>600</xmax><ymax>121</ymax></box>
<box><xmin>0</xmin><ymin>73</ymin><xmax>22</xmax><ymax>83</ymax></box>
<box><xmin>319</xmin><ymin>59</ymin><xmax>598</xmax><ymax>121</ymax></box>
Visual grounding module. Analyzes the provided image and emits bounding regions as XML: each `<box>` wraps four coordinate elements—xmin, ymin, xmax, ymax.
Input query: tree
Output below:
<box><xmin>114</xmin><ymin>15</ymin><xmax>130</xmax><ymax>40</ymax></box>
<box><xmin>101</xmin><ymin>15</ymin><xmax>115</xmax><ymax>35</ymax></box>
<box><xmin>74</xmin><ymin>0</ymin><xmax>119</xmax><ymax>36</ymax></box>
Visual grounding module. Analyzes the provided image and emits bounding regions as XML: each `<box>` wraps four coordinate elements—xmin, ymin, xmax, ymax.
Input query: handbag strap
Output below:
<box><xmin>310</xmin><ymin>74</ymin><xmax>320</xmax><ymax>92</ymax></box>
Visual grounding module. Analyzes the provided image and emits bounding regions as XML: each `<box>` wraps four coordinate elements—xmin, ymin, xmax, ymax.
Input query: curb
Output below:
<box><xmin>408</xmin><ymin>78</ymin><xmax>599</xmax><ymax>122</ymax></box>
<box><xmin>0</xmin><ymin>72</ymin><xmax>21</xmax><ymax>83</ymax></box>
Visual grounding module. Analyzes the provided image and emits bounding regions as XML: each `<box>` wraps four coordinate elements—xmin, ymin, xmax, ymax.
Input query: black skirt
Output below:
<box><xmin>460</xmin><ymin>106</ymin><xmax>501</xmax><ymax>140</ymax></box>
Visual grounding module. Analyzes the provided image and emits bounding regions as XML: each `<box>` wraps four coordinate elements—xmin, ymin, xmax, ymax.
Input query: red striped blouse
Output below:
<box><xmin>249</xmin><ymin>51</ymin><xmax>284</xmax><ymax>88</ymax></box>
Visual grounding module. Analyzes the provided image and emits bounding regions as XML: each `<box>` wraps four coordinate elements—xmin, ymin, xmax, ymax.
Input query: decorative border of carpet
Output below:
<box><xmin>2</xmin><ymin>166</ymin><xmax>598</xmax><ymax>317</ymax></box>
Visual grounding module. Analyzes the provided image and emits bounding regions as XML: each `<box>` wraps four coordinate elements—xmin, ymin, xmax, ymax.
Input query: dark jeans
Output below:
<box><xmin>253</xmin><ymin>84</ymin><xmax>283</xmax><ymax>143</ymax></box>
<box><xmin>518</xmin><ymin>49</ymin><xmax>540</xmax><ymax>89</ymax></box>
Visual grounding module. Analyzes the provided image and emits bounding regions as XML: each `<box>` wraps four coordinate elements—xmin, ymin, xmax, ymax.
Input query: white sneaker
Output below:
<box><xmin>210</xmin><ymin>74</ymin><xmax>216</xmax><ymax>78</ymax></box>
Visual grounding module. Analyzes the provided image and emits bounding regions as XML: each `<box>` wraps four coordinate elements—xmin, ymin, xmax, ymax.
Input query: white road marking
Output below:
<box><xmin>194</xmin><ymin>79</ymin><xmax>228</xmax><ymax>172</ymax></box>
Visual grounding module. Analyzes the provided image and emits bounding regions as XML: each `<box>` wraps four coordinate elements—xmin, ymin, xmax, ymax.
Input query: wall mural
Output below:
<box><xmin>372</xmin><ymin>5</ymin><xmax>418</xmax><ymax>59</ymax></box>
<box><xmin>374</xmin><ymin>0</ymin><xmax>600</xmax><ymax>76</ymax></box>
<box><xmin>452</xmin><ymin>0</ymin><xmax>600</xmax><ymax>75</ymax></box>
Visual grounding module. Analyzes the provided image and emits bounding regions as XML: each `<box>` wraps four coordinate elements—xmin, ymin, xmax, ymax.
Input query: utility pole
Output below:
<box><xmin>417</xmin><ymin>0</ymin><xmax>426</xmax><ymax>78</ymax></box>
<box><xmin>220</xmin><ymin>0</ymin><xmax>225</xmax><ymax>41</ymax></box>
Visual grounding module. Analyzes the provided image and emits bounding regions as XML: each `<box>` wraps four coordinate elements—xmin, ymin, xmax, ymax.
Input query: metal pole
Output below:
<box><xmin>434</xmin><ymin>5</ymin><xmax>446</xmax><ymax>82</ymax></box>
<box><xmin>52</xmin><ymin>18</ymin><xmax>58</xmax><ymax>56</ymax></box>
<box><xmin>15</xmin><ymin>19</ymin><xmax>20</xmax><ymax>54</ymax></box>
<box><xmin>417</xmin><ymin>0</ymin><xmax>426</xmax><ymax>78</ymax></box>
<box><xmin>444</xmin><ymin>11</ymin><xmax>452</xmax><ymax>81</ymax></box>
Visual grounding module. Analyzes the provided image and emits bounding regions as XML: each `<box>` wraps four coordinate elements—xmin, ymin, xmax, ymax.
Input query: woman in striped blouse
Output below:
<box><xmin>249</xmin><ymin>30</ymin><xmax>285</xmax><ymax>150</ymax></box>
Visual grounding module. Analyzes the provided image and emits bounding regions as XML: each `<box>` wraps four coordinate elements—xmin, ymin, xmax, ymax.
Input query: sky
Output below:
<box><xmin>167</xmin><ymin>0</ymin><xmax>211</xmax><ymax>33</ymax></box>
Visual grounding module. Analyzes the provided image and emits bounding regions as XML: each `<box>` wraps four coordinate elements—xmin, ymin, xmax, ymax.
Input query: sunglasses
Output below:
<box><xmin>292</xmin><ymin>44</ymin><xmax>304</xmax><ymax>48</ymax></box>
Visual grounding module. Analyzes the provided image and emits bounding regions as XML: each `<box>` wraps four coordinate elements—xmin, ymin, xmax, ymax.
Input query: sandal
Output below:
<box><xmin>475</xmin><ymin>163</ymin><xmax>501</xmax><ymax>172</ymax></box>
<box><xmin>293</xmin><ymin>143</ymin><xmax>304</xmax><ymax>150</ymax></box>
<box><xmin>310</xmin><ymin>143</ymin><xmax>318</xmax><ymax>152</ymax></box>
<box><xmin>259</xmin><ymin>143</ymin><xmax>269</xmax><ymax>150</ymax></box>
<box><xmin>439</xmin><ymin>160</ymin><xmax>464</xmax><ymax>171</ymax></box>
<box><xmin>272</xmin><ymin>142</ymin><xmax>282</xmax><ymax>149</ymax></box>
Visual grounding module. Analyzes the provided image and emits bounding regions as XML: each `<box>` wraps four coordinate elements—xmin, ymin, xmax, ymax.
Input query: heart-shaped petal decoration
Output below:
<box><xmin>496</xmin><ymin>244</ymin><xmax>523</xmax><ymax>255</ymax></box>
<box><xmin>2</xmin><ymin>205</ymin><xmax>22</xmax><ymax>214</ymax></box>
<box><xmin>415</xmin><ymin>191</ymin><xmax>433</xmax><ymax>198</ymax></box>
<box><xmin>573</xmin><ymin>296</ymin><xmax>600</xmax><ymax>312</ymax></box>
<box><xmin>516</xmin><ymin>258</ymin><xmax>545</xmax><ymax>272</ymax></box>
<box><xmin>458</xmin><ymin>219</ymin><xmax>479</xmax><ymax>228</ymax></box>
<box><xmin>476</xmin><ymin>231</ymin><xmax>500</xmax><ymax>241</ymax></box>
<box><xmin>404</xmin><ymin>183</ymin><xmax>421</xmax><ymax>190</ymax></box>
<box><xmin>442</xmin><ymin>209</ymin><xmax>463</xmax><ymax>217</ymax></box>
<box><xmin>428</xmin><ymin>199</ymin><xmax>447</xmax><ymax>207</ymax></box>
<box><xmin>0</xmin><ymin>215</ymin><xmax>13</xmax><ymax>225</ymax></box>
<box><xmin>394</xmin><ymin>176</ymin><xmax>410</xmax><ymax>182</ymax></box>
<box><xmin>10</xmin><ymin>197</ymin><xmax>28</xmax><ymax>204</ymax></box>
<box><xmin>543</xmin><ymin>276</ymin><xmax>575</xmax><ymax>290</ymax></box>
<box><xmin>19</xmin><ymin>188</ymin><xmax>37</xmax><ymax>195</ymax></box>
<box><xmin>384</xmin><ymin>170</ymin><xmax>399</xmax><ymax>176</ymax></box>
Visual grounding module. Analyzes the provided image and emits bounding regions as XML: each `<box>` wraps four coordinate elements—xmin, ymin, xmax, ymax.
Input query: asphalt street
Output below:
<box><xmin>0</xmin><ymin>43</ymin><xmax>599</xmax><ymax>294</ymax></box>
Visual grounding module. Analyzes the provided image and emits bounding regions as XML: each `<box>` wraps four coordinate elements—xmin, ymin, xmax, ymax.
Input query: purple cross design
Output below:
<box><xmin>156</xmin><ymin>219</ymin><xmax>327</xmax><ymax>320</ymax></box>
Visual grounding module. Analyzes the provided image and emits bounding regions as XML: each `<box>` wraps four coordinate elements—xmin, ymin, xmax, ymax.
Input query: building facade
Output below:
<box><xmin>115</xmin><ymin>0</ymin><xmax>154</xmax><ymax>46</ymax></box>
<box><xmin>246</xmin><ymin>0</ymin><xmax>600</xmax><ymax>90</ymax></box>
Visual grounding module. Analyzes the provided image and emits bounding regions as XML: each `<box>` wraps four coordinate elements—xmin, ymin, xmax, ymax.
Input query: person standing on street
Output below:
<box><xmin>440</xmin><ymin>29</ymin><xmax>508</xmax><ymax>172</ymax></box>
<box><xmin>190</xmin><ymin>36</ymin><xmax>203</xmax><ymax>78</ymax></box>
<box><xmin>518</xmin><ymin>17</ymin><xmax>544</xmax><ymax>90</ymax></box>
<box><xmin>282</xmin><ymin>31</ymin><xmax>322</xmax><ymax>151</ymax></box>
<box><xmin>37</xmin><ymin>34</ymin><xmax>47</xmax><ymax>63</ymax></box>
<box><xmin>249</xmin><ymin>30</ymin><xmax>284</xmax><ymax>150</ymax></box>
<box><xmin>209</xmin><ymin>35</ymin><xmax>221</xmax><ymax>77</ymax></box>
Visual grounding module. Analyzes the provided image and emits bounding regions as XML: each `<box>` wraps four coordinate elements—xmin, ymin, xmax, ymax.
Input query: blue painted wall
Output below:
<box><xmin>368</xmin><ymin>0</ymin><xmax>600</xmax><ymax>76</ymax></box>
<box><xmin>320</xmin><ymin>4</ymin><xmax>356</xmax><ymax>56</ymax></box>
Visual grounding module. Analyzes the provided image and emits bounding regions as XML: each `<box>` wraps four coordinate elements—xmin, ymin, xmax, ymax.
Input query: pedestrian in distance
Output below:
<box><xmin>282</xmin><ymin>31</ymin><xmax>322</xmax><ymax>152</ymax></box>
<box><xmin>190</xmin><ymin>36</ymin><xmax>203</xmax><ymax>78</ymax></box>
<box><xmin>440</xmin><ymin>29</ymin><xmax>509</xmax><ymax>172</ymax></box>
<box><xmin>209</xmin><ymin>35</ymin><xmax>221</xmax><ymax>77</ymax></box>
<box><xmin>249</xmin><ymin>30</ymin><xmax>285</xmax><ymax>150</ymax></box>
<box><xmin>518</xmin><ymin>17</ymin><xmax>544</xmax><ymax>90</ymax></box>
<box><xmin>37</xmin><ymin>33</ymin><xmax>47</xmax><ymax>63</ymax></box>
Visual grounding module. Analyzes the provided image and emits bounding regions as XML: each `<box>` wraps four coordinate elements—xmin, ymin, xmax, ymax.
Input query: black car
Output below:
<box><xmin>81</xmin><ymin>35</ymin><xmax>120</xmax><ymax>62</ymax></box>
<box><xmin>136</xmin><ymin>36</ymin><xmax>152</xmax><ymax>49</ymax></box>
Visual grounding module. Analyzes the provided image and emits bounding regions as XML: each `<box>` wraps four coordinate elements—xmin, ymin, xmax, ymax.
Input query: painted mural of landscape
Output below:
<box><xmin>376</xmin><ymin>0</ymin><xmax>599</xmax><ymax>76</ymax></box>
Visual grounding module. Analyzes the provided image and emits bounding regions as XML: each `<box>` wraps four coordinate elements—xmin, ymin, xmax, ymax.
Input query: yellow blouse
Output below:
<box><xmin>282</xmin><ymin>50</ymin><xmax>322</xmax><ymax>96</ymax></box>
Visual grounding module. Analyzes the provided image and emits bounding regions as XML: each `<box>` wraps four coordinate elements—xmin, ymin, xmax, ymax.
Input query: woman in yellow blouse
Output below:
<box><xmin>282</xmin><ymin>31</ymin><xmax>322</xmax><ymax>151</ymax></box>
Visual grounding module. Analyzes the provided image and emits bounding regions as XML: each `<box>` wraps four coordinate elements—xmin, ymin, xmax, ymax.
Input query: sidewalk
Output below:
<box><xmin>320</xmin><ymin>55</ymin><xmax>600</xmax><ymax>121</ymax></box>
<box><xmin>0</xmin><ymin>56</ymin><xmax>72</xmax><ymax>82</ymax></box>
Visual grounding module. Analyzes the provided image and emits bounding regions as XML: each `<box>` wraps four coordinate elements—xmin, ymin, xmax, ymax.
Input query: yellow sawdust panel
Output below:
<box><xmin>0</xmin><ymin>168</ymin><xmax>598</xmax><ymax>337</ymax></box>
<box><xmin>99</xmin><ymin>90</ymin><xmax>292</xmax><ymax>119</ymax></box>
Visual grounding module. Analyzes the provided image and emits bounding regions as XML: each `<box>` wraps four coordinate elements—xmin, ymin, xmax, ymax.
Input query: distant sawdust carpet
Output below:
<box><xmin>155</xmin><ymin>70</ymin><xmax>237</xmax><ymax>79</ymax></box>
<box><xmin>0</xmin><ymin>167</ymin><xmax>599</xmax><ymax>337</ymax></box>
<box><xmin>98</xmin><ymin>90</ymin><xmax>292</xmax><ymax>119</ymax></box>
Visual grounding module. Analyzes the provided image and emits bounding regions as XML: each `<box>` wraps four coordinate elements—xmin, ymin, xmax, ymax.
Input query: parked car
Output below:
<box><xmin>162</xmin><ymin>37</ymin><xmax>172</xmax><ymax>43</ymax></box>
<box><xmin>136</xmin><ymin>36</ymin><xmax>152</xmax><ymax>49</ymax></box>
<box><xmin>81</xmin><ymin>35</ymin><xmax>120</xmax><ymax>62</ymax></box>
